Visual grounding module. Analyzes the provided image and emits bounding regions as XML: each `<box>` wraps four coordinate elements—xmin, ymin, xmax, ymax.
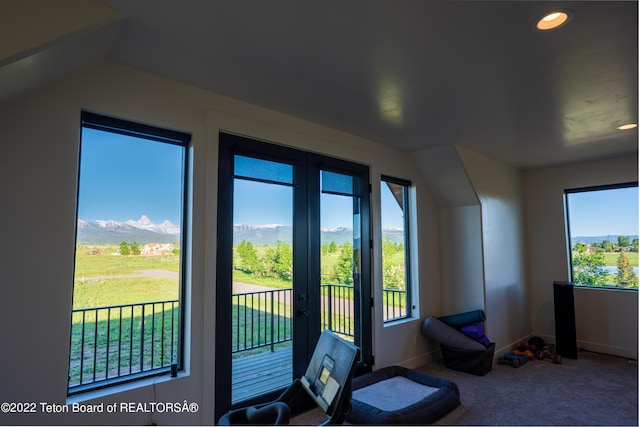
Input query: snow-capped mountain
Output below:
<box><xmin>232</xmin><ymin>224</ymin><xmax>404</xmax><ymax>246</ymax></box>
<box><xmin>125</xmin><ymin>215</ymin><xmax>180</xmax><ymax>235</ymax></box>
<box><xmin>233</xmin><ymin>224</ymin><xmax>294</xmax><ymax>245</ymax></box>
<box><xmin>77</xmin><ymin>216</ymin><xmax>180</xmax><ymax>244</ymax></box>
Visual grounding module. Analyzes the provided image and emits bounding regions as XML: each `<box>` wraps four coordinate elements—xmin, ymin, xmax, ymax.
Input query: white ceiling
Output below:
<box><xmin>5</xmin><ymin>1</ymin><xmax>639</xmax><ymax>170</ymax></box>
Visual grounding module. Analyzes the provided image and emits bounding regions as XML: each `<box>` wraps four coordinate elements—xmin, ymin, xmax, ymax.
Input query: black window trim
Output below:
<box><xmin>68</xmin><ymin>111</ymin><xmax>191</xmax><ymax>395</ymax></box>
<box><xmin>564</xmin><ymin>181</ymin><xmax>638</xmax><ymax>290</ymax></box>
<box><xmin>381</xmin><ymin>174</ymin><xmax>413</xmax><ymax>322</ymax></box>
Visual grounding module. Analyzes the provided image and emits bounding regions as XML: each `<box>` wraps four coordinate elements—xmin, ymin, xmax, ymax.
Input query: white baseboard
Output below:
<box><xmin>392</xmin><ymin>348</ymin><xmax>441</xmax><ymax>371</ymax></box>
<box><xmin>529</xmin><ymin>333</ymin><xmax>638</xmax><ymax>360</ymax></box>
<box><xmin>577</xmin><ymin>340</ymin><xmax>638</xmax><ymax>360</ymax></box>
<box><xmin>378</xmin><ymin>335</ymin><xmax>637</xmax><ymax>373</ymax></box>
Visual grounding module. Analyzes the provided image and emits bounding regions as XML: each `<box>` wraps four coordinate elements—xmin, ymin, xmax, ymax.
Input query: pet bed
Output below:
<box><xmin>347</xmin><ymin>366</ymin><xmax>460</xmax><ymax>424</ymax></box>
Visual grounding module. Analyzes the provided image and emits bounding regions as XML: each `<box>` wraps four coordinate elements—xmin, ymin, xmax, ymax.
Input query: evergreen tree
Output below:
<box><xmin>616</xmin><ymin>252</ymin><xmax>638</xmax><ymax>288</ymax></box>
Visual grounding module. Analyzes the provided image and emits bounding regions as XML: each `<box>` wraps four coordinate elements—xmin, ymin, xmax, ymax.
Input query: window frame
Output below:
<box><xmin>564</xmin><ymin>181</ymin><xmax>639</xmax><ymax>290</ymax></box>
<box><xmin>67</xmin><ymin>111</ymin><xmax>191</xmax><ymax>395</ymax></box>
<box><xmin>380</xmin><ymin>175</ymin><xmax>412</xmax><ymax>322</ymax></box>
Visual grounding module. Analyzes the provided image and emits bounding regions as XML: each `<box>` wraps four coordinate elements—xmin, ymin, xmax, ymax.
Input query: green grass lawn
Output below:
<box><xmin>73</xmin><ymin>244</ymin><xmax>180</xmax><ymax>308</ymax></box>
<box><xmin>75</xmin><ymin>244</ymin><xmax>180</xmax><ymax>277</ymax></box>
<box><xmin>73</xmin><ymin>277</ymin><xmax>179</xmax><ymax>308</ymax></box>
<box><xmin>69</xmin><ymin>241</ymin><xmax>402</xmax><ymax>385</ymax></box>
<box><xmin>603</xmin><ymin>251</ymin><xmax>638</xmax><ymax>266</ymax></box>
<box><xmin>69</xmin><ymin>244</ymin><xmax>182</xmax><ymax>386</ymax></box>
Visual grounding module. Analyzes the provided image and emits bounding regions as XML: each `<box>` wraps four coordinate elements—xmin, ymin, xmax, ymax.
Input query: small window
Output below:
<box><xmin>565</xmin><ymin>183</ymin><xmax>638</xmax><ymax>289</ymax></box>
<box><xmin>68</xmin><ymin>112</ymin><xmax>190</xmax><ymax>395</ymax></box>
<box><xmin>380</xmin><ymin>176</ymin><xmax>412</xmax><ymax>321</ymax></box>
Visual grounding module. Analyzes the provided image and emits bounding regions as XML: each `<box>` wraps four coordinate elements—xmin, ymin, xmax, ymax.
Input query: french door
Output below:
<box><xmin>215</xmin><ymin>133</ymin><xmax>372</xmax><ymax>419</ymax></box>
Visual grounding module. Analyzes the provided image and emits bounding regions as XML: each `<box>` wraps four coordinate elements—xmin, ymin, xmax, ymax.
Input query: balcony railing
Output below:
<box><xmin>232</xmin><ymin>288</ymin><xmax>293</xmax><ymax>353</ymax></box>
<box><xmin>68</xmin><ymin>285</ymin><xmax>407</xmax><ymax>392</ymax></box>
<box><xmin>232</xmin><ymin>285</ymin><xmax>408</xmax><ymax>354</ymax></box>
<box><xmin>322</xmin><ymin>283</ymin><xmax>355</xmax><ymax>338</ymax></box>
<box><xmin>382</xmin><ymin>288</ymin><xmax>408</xmax><ymax>322</ymax></box>
<box><xmin>68</xmin><ymin>300</ymin><xmax>179</xmax><ymax>394</ymax></box>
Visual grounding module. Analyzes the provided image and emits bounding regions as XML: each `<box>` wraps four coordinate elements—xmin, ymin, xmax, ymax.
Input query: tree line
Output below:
<box><xmin>586</xmin><ymin>236</ymin><xmax>639</xmax><ymax>252</ymax></box>
<box><xmin>236</xmin><ymin>240</ymin><xmax>356</xmax><ymax>284</ymax></box>
<box><xmin>572</xmin><ymin>237</ymin><xmax>638</xmax><ymax>288</ymax></box>
<box><xmin>119</xmin><ymin>241</ymin><xmax>140</xmax><ymax>256</ymax></box>
<box><xmin>116</xmin><ymin>241</ymin><xmax>180</xmax><ymax>256</ymax></box>
<box><xmin>235</xmin><ymin>237</ymin><xmax>406</xmax><ymax>289</ymax></box>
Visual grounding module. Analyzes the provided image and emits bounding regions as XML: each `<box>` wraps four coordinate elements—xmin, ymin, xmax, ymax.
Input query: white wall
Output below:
<box><xmin>458</xmin><ymin>147</ymin><xmax>529</xmax><ymax>351</ymax></box>
<box><xmin>412</xmin><ymin>146</ymin><xmax>486</xmax><ymax>318</ymax></box>
<box><xmin>0</xmin><ymin>60</ymin><xmax>441</xmax><ymax>425</ymax></box>
<box><xmin>412</xmin><ymin>145</ymin><xmax>528</xmax><ymax>353</ymax></box>
<box><xmin>523</xmin><ymin>155</ymin><xmax>638</xmax><ymax>359</ymax></box>
<box><xmin>439</xmin><ymin>205</ymin><xmax>485</xmax><ymax>316</ymax></box>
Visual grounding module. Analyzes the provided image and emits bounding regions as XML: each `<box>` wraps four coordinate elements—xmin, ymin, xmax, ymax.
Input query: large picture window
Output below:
<box><xmin>565</xmin><ymin>183</ymin><xmax>638</xmax><ymax>289</ymax></box>
<box><xmin>380</xmin><ymin>176</ymin><xmax>412</xmax><ymax>321</ymax></box>
<box><xmin>68</xmin><ymin>112</ymin><xmax>190</xmax><ymax>394</ymax></box>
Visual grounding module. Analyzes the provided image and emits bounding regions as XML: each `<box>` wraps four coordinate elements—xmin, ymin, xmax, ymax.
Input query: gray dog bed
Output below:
<box><xmin>347</xmin><ymin>366</ymin><xmax>460</xmax><ymax>424</ymax></box>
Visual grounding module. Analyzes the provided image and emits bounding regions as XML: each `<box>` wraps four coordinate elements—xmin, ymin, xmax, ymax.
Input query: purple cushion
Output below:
<box><xmin>460</xmin><ymin>323</ymin><xmax>484</xmax><ymax>339</ymax></box>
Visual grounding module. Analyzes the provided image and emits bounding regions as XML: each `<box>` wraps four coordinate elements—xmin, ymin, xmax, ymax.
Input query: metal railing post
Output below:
<box><xmin>270</xmin><ymin>291</ymin><xmax>275</xmax><ymax>352</ymax></box>
<box><xmin>327</xmin><ymin>285</ymin><xmax>333</xmax><ymax>331</ymax></box>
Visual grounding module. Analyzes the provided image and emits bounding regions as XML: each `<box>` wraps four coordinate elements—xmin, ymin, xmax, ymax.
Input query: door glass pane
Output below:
<box><xmin>235</xmin><ymin>155</ymin><xmax>293</xmax><ymax>184</ymax></box>
<box><xmin>320</xmin><ymin>171</ymin><xmax>361</xmax><ymax>347</ymax></box>
<box><xmin>322</xmin><ymin>170</ymin><xmax>354</xmax><ymax>195</ymax></box>
<box><xmin>231</xmin><ymin>159</ymin><xmax>293</xmax><ymax>404</ymax></box>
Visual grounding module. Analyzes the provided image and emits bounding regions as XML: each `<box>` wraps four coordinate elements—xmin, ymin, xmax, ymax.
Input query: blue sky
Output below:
<box><xmin>78</xmin><ymin>126</ymin><xmax>405</xmax><ymax>230</ymax></box>
<box><xmin>79</xmin><ymin>125</ymin><xmax>635</xmax><ymax>237</ymax></box>
<box><xmin>77</xmin><ymin>128</ymin><xmax>184</xmax><ymax>225</ymax></box>
<box><xmin>233</xmin><ymin>179</ymin><xmax>404</xmax><ymax>229</ymax></box>
<box><xmin>567</xmin><ymin>186</ymin><xmax>638</xmax><ymax>236</ymax></box>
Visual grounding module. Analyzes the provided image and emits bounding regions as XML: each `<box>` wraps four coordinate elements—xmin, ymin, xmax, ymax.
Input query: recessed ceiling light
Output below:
<box><xmin>535</xmin><ymin>9</ymin><xmax>572</xmax><ymax>31</ymax></box>
<box><xmin>617</xmin><ymin>123</ymin><xmax>638</xmax><ymax>130</ymax></box>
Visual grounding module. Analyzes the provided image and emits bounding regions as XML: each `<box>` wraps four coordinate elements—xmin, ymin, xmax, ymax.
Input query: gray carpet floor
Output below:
<box><xmin>426</xmin><ymin>349</ymin><xmax>638</xmax><ymax>426</ymax></box>
<box><xmin>291</xmin><ymin>350</ymin><xmax>638</xmax><ymax>425</ymax></box>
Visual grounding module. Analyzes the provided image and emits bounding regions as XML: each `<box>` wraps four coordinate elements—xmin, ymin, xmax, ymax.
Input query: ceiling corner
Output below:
<box><xmin>0</xmin><ymin>0</ymin><xmax>122</xmax><ymax>107</ymax></box>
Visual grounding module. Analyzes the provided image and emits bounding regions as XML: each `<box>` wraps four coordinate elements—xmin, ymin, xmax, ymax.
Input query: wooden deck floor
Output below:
<box><xmin>232</xmin><ymin>346</ymin><xmax>293</xmax><ymax>403</ymax></box>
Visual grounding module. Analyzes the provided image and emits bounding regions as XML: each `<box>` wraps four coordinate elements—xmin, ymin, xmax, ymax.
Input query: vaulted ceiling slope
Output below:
<box><xmin>2</xmin><ymin>0</ymin><xmax>637</xmax><ymax>170</ymax></box>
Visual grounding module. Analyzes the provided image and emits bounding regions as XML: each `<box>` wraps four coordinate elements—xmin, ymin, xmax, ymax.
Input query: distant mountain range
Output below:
<box><xmin>233</xmin><ymin>224</ymin><xmax>405</xmax><ymax>246</ymax></box>
<box><xmin>77</xmin><ymin>218</ymin><xmax>405</xmax><ymax>246</ymax></box>
<box><xmin>77</xmin><ymin>215</ymin><xmax>180</xmax><ymax>244</ymax></box>
<box><xmin>81</xmin><ymin>219</ymin><xmax>633</xmax><ymax>248</ymax></box>
<box><xmin>571</xmin><ymin>235</ymin><xmax>639</xmax><ymax>246</ymax></box>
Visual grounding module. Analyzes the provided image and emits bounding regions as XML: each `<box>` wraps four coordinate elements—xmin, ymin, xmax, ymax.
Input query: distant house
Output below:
<box><xmin>141</xmin><ymin>243</ymin><xmax>173</xmax><ymax>256</ymax></box>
